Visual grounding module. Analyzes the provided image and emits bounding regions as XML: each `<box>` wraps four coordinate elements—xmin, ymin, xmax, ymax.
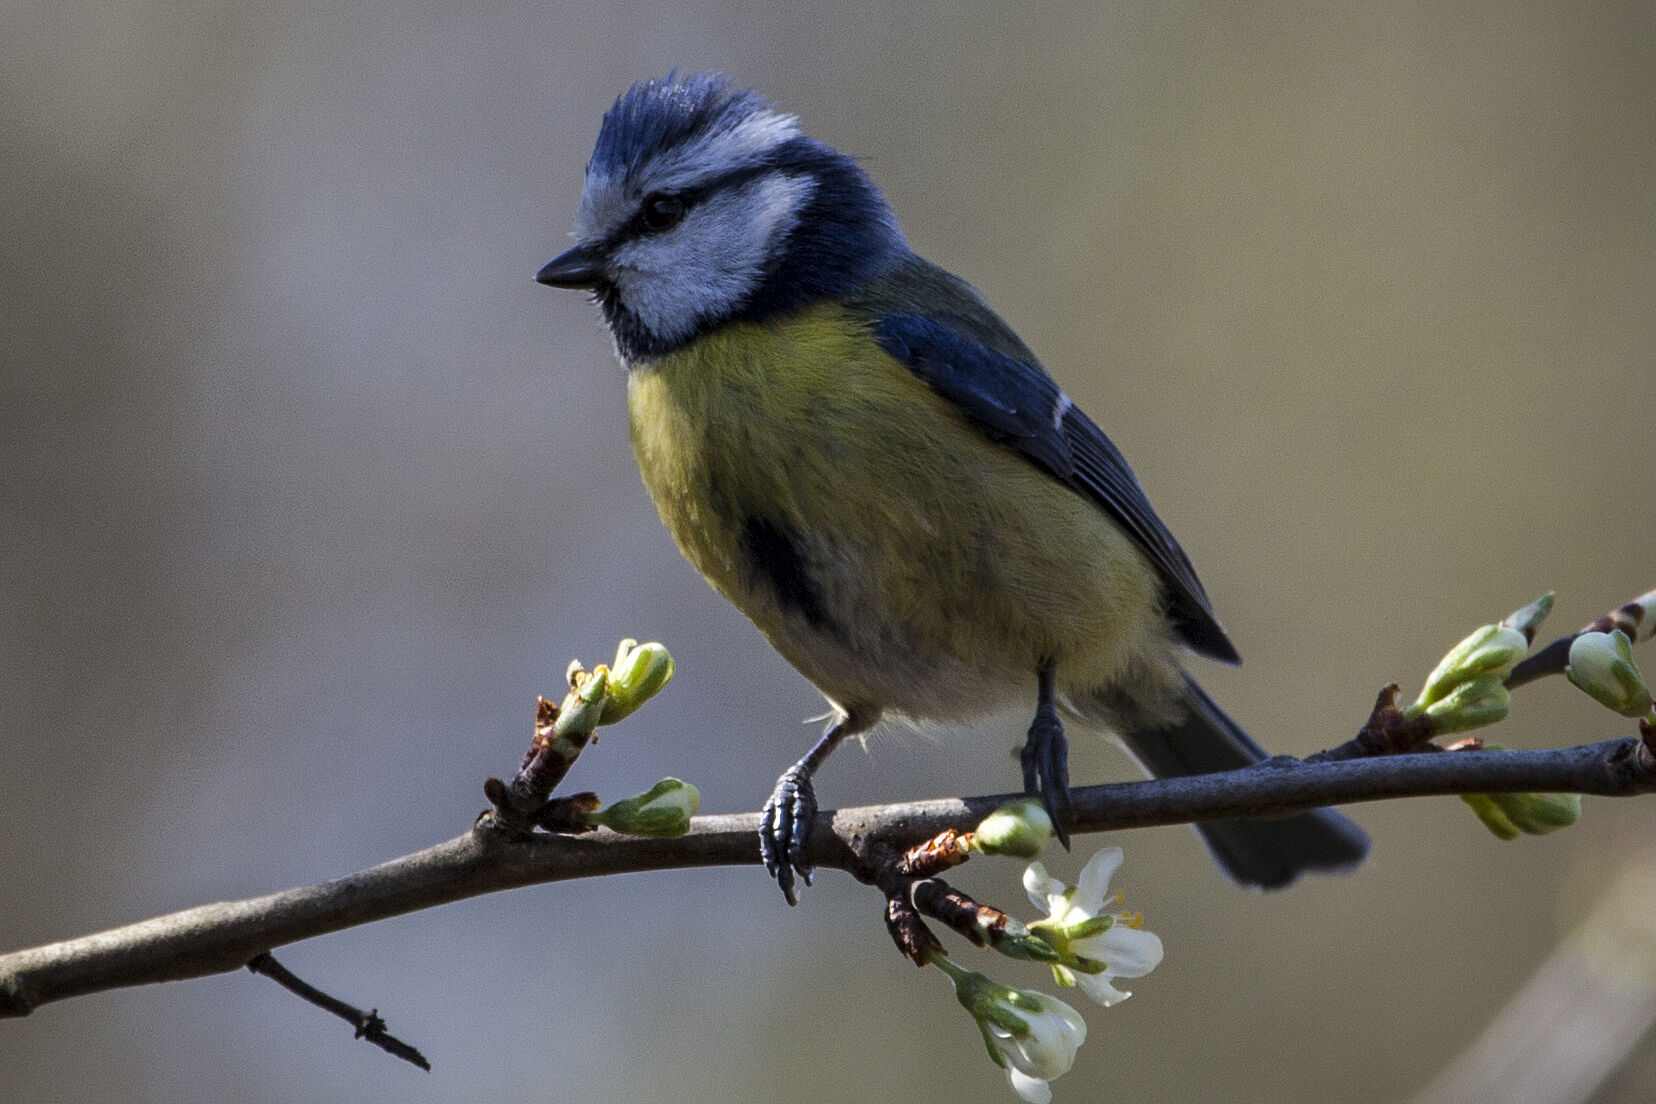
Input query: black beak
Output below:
<box><xmin>535</xmin><ymin>243</ymin><xmax>605</xmax><ymax>289</ymax></box>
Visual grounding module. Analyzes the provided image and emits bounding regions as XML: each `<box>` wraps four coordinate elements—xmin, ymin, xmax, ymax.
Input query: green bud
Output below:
<box><xmin>1460</xmin><ymin>793</ymin><xmax>1520</xmax><ymax>840</ymax></box>
<box><xmin>1460</xmin><ymin>791</ymin><xmax>1582</xmax><ymax>840</ymax></box>
<box><xmin>972</xmin><ymin>798</ymin><xmax>1054</xmax><ymax>858</ymax></box>
<box><xmin>1502</xmin><ymin>792</ymin><xmax>1582</xmax><ymax>832</ymax></box>
<box><xmin>1499</xmin><ymin>592</ymin><xmax>1555</xmax><ymax>644</ymax></box>
<box><xmin>1423</xmin><ymin>674</ymin><xmax>1511</xmax><ymax>734</ymax></box>
<box><xmin>1566</xmin><ymin>630</ymin><xmax>1654</xmax><ymax>718</ymax></box>
<box><xmin>1415</xmin><ymin>624</ymin><xmax>1530</xmax><ymax>711</ymax></box>
<box><xmin>587</xmin><ymin>777</ymin><xmax>700</xmax><ymax>837</ymax></box>
<box><xmin>992</xmin><ymin>925</ymin><xmax>1065</xmax><ymax>965</ymax></box>
<box><xmin>599</xmin><ymin>640</ymin><xmax>675</xmax><ymax>724</ymax></box>
<box><xmin>553</xmin><ymin>666</ymin><xmax>610</xmax><ymax>739</ymax></box>
<box><xmin>931</xmin><ymin>955</ymin><xmax>1004</xmax><ymax>1020</ymax></box>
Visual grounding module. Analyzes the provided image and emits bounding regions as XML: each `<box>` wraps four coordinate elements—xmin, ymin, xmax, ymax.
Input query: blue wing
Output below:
<box><xmin>872</xmin><ymin>309</ymin><xmax>1240</xmax><ymax>665</ymax></box>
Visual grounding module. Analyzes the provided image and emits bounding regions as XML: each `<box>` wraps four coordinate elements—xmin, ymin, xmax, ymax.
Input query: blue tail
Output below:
<box><xmin>1106</xmin><ymin>675</ymin><xmax>1369</xmax><ymax>889</ymax></box>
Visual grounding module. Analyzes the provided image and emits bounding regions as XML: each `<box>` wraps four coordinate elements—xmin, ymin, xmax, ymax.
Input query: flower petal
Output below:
<box><xmin>1073</xmin><ymin>847</ymin><xmax>1124</xmax><ymax>913</ymax></box>
<box><xmin>1008</xmin><ymin>1068</ymin><xmax>1054</xmax><ymax>1104</ymax></box>
<box><xmin>1072</xmin><ymin>970</ymin><xmax>1132</xmax><ymax>1007</ymax></box>
<box><xmin>988</xmin><ymin>993</ymin><xmax>1086</xmax><ymax>1080</ymax></box>
<box><xmin>1023</xmin><ymin>861</ymin><xmax>1066</xmax><ymax>914</ymax></box>
<box><xmin>1077</xmin><ymin>925</ymin><xmax>1164</xmax><ymax>980</ymax></box>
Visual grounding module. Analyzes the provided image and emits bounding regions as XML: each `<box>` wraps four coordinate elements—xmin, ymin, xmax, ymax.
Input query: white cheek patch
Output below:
<box><xmin>610</xmin><ymin>172</ymin><xmax>816</xmax><ymax>347</ymax></box>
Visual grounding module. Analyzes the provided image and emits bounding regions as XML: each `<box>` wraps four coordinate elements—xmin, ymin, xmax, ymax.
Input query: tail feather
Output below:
<box><xmin>1102</xmin><ymin>675</ymin><xmax>1369</xmax><ymax>890</ymax></box>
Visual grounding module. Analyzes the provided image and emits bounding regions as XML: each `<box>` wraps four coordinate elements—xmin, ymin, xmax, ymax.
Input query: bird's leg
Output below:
<box><xmin>1020</xmin><ymin>661</ymin><xmax>1072</xmax><ymax>847</ymax></box>
<box><xmin>761</xmin><ymin>713</ymin><xmax>860</xmax><ymax>905</ymax></box>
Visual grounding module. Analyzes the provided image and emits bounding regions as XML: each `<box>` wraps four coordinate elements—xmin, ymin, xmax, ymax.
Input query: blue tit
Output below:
<box><xmin>536</xmin><ymin>72</ymin><xmax>1368</xmax><ymax>903</ymax></box>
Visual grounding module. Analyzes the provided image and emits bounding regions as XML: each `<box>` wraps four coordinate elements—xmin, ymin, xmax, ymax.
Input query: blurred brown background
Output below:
<box><xmin>3</xmin><ymin>2</ymin><xmax>1654</xmax><ymax>1102</ymax></box>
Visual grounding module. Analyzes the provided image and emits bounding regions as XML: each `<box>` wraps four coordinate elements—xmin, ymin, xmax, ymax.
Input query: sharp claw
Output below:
<box><xmin>1023</xmin><ymin>692</ymin><xmax>1072</xmax><ymax>849</ymax></box>
<box><xmin>776</xmin><ymin>863</ymin><xmax>799</xmax><ymax>906</ymax></box>
<box><xmin>758</xmin><ymin>715</ymin><xmax>860</xmax><ymax>907</ymax></box>
<box><xmin>760</xmin><ymin>766</ymin><xmax>817</xmax><ymax>906</ymax></box>
<box><xmin>1051</xmin><ymin>725</ymin><xmax>1072</xmax><ymax>848</ymax></box>
<box><xmin>759</xmin><ymin>813</ymin><xmax>781</xmax><ymax>877</ymax></box>
<box><xmin>1045</xmin><ymin>786</ymin><xmax>1072</xmax><ymax>850</ymax></box>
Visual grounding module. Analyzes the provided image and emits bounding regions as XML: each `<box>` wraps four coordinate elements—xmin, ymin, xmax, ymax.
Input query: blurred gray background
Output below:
<box><xmin>4</xmin><ymin>2</ymin><xmax>1654</xmax><ymax>1102</ymax></box>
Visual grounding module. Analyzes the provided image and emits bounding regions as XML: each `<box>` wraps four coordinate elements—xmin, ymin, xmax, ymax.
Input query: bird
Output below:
<box><xmin>535</xmin><ymin>71</ymin><xmax>1368</xmax><ymax>903</ymax></box>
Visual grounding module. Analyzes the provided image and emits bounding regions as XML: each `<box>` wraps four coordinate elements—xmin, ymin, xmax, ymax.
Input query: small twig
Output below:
<box><xmin>865</xmin><ymin>841</ymin><xmax>943</xmax><ymax>965</ymax></box>
<box><xmin>867</xmin><ymin>832</ymin><xmax>992</xmax><ymax>964</ymax></box>
<box><xmin>1314</xmin><ymin>590</ymin><xmax>1656</xmax><ymax>762</ymax></box>
<box><xmin>896</xmin><ymin>829</ymin><xmax>974</xmax><ymax>878</ymax></box>
<box><xmin>483</xmin><ymin>695</ymin><xmax>598</xmax><ymax>834</ymax></box>
<box><xmin>884</xmin><ymin>890</ymin><xmax>943</xmax><ymax>966</ymax></box>
<box><xmin>483</xmin><ymin>642</ymin><xmax>669</xmax><ymax>833</ymax></box>
<box><xmin>1310</xmin><ymin>684</ymin><xmax>1437</xmax><ymax>762</ymax></box>
<box><xmin>876</xmin><ymin>828</ymin><xmax>1027</xmax><ymax>963</ymax></box>
<box><xmin>1506</xmin><ymin>637</ymin><xmax>1574</xmax><ymax>691</ymax></box>
<box><xmin>246</xmin><ymin>952</ymin><xmax>430</xmax><ymax>1072</ymax></box>
<box><xmin>1508</xmin><ymin>589</ymin><xmax>1655</xmax><ymax>690</ymax></box>
<box><xmin>910</xmin><ymin>880</ymin><xmax>1018</xmax><ymax>951</ymax></box>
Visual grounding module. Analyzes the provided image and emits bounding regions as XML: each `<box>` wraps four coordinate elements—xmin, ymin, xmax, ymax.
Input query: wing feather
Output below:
<box><xmin>871</xmin><ymin>308</ymin><xmax>1240</xmax><ymax>664</ymax></box>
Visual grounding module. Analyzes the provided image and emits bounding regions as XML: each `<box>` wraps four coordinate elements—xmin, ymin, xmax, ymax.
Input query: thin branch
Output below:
<box><xmin>246</xmin><ymin>953</ymin><xmax>430</xmax><ymax>1071</ymax></box>
<box><xmin>5</xmin><ymin>734</ymin><xmax>1654</xmax><ymax>1019</ymax></box>
<box><xmin>1508</xmin><ymin>588</ymin><xmax>1655</xmax><ymax>690</ymax></box>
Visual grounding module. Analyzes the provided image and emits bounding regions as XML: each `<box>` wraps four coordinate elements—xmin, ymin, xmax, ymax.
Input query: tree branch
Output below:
<box><xmin>245</xmin><ymin>952</ymin><xmax>431</xmax><ymax>1071</ymax></box>
<box><xmin>5</xmin><ymin>734</ymin><xmax>1654</xmax><ymax>1019</ymax></box>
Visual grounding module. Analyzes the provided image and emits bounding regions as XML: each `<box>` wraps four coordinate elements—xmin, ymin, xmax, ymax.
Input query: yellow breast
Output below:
<box><xmin>626</xmin><ymin>304</ymin><xmax>1167</xmax><ymax>720</ymax></box>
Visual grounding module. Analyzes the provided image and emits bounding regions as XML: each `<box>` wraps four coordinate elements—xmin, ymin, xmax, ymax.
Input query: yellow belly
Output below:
<box><xmin>626</xmin><ymin>303</ymin><xmax>1169</xmax><ymax>721</ymax></box>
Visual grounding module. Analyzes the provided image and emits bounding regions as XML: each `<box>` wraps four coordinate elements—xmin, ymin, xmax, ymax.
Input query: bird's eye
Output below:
<box><xmin>639</xmin><ymin>192</ymin><xmax>687</xmax><ymax>233</ymax></box>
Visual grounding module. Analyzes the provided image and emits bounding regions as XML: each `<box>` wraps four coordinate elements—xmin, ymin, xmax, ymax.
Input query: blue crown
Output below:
<box><xmin>590</xmin><ymin>71</ymin><xmax>774</xmax><ymax>183</ymax></box>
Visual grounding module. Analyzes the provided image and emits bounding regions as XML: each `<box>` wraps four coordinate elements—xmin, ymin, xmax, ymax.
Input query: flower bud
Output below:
<box><xmin>1499</xmin><ymin>592</ymin><xmax>1555</xmax><ymax>644</ymax></box>
<box><xmin>931</xmin><ymin>955</ymin><xmax>1086</xmax><ymax>1104</ymax></box>
<box><xmin>989</xmin><ymin>918</ymin><xmax>1064</xmax><ymax>964</ymax></box>
<box><xmin>553</xmin><ymin>666</ymin><xmax>610</xmax><ymax>739</ymax></box>
<box><xmin>1416</xmin><ymin>624</ymin><xmax>1529</xmax><ymax>711</ymax></box>
<box><xmin>599</xmin><ymin>639</ymin><xmax>675</xmax><ymax>724</ymax></box>
<box><xmin>1423</xmin><ymin>674</ymin><xmax>1511</xmax><ymax>734</ymax></box>
<box><xmin>1460</xmin><ymin>791</ymin><xmax>1582</xmax><ymax>840</ymax></box>
<box><xmin>1502</xmin><ymin>792</ymin><xmax>1582</xmax><ymax>832</ymax></box>
<box><xmin>1566</xmin><ymin>630</ymin><xmax>1654</xmax><ymax>718</ymax></box>
<box><xmin>972</xmin><ymin>798</ymin><xmax>1054</xmax><ymax>858</ymax></box>
<box><xmin>587</xmin><ymin>778</ymin><xmax>700</xmax><ymax>837</ymax></box>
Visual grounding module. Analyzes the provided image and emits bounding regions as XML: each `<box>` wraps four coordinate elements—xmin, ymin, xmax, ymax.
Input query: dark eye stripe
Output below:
<box><xmin>611</xmin><ymin>161</ymin><xmax>786</xmax><ymax>246</ymax></box>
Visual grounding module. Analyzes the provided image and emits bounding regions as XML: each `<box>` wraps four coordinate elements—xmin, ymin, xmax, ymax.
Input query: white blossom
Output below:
<box><xmin>1025</xmin><ymin>848</ymin><xmax>1164</xmax><ymax>1007</ymax></box>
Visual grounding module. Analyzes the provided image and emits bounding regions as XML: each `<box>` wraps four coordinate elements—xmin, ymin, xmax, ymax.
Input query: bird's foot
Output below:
<box><xmin>760</xmin><ymin>764</ymin><xmax>818</xmax><ymax>905</ymax></box>
<box><xmin>1020</xmin><ymin>709</ymin><xmax>1072</xmax><ymax>848</ymax></box>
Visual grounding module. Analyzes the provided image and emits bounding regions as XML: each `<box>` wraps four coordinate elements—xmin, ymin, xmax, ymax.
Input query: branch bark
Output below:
<box><xmin>5</xmin><ymin>735</ymin><xmax>1654</xmax><ymax>1019</ymax></box>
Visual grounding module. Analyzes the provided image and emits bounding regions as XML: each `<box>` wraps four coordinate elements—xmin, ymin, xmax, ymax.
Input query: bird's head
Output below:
<box><xmin>536</xmin><ymin>72</ymin><xmax>907</xmax><ymax>360</ymax></box>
